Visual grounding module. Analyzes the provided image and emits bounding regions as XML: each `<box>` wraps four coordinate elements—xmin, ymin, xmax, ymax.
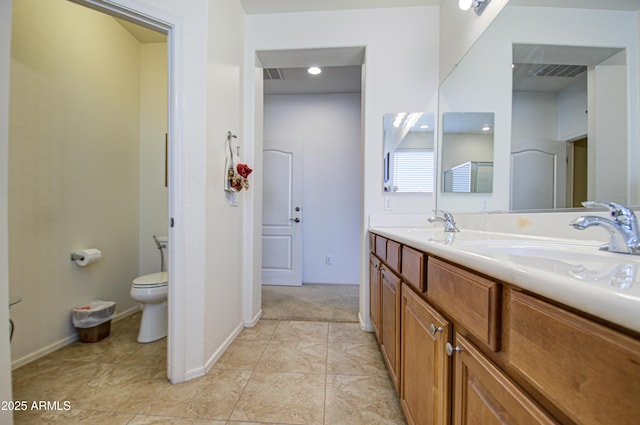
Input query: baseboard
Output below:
<box><xmin>358</xmin><ymin>311</ymin><xmax>374</xmax><ymax>333</ymax></box>
<box><xmin>245</xmin><ymin>309</ymin><xmax>262</xmax><ymax>327</ymax></box>
<box><xmin>12</xmin><ymin>332</ymin><xmax>77</xmax><ymax>370</ymax></box>
<box><xmin>11</xmin><ymin>305</ymin><xmax>141</xmax><ymax>370</ymax></box>
<box><xmin>184</xmin><ymin>320</ymin><xmax>245</xmax><ymax>382</ymax></box>
<box><xmin>112</xmin><ymin>305</ymin><xmax>141</xmax><ymax>323</ymax></box>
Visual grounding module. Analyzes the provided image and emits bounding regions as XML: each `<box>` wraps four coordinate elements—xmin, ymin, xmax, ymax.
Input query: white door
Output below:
<box><xmin>262</xmin><ymin>142</ymin><xmax>303</xmax><ymax>286</ymax></box>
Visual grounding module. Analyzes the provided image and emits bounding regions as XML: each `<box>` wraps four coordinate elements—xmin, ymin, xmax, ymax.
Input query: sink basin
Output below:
<box><xmin>454</xmin><ymin>240</ymin><xmax>640</xmax><ymax>289</ymax></box>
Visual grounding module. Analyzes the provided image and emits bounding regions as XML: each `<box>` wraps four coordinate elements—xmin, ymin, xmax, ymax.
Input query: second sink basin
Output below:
<box><xmin>454</xmin><ymin>239</ymin><xmax>639</xmax><ymax>289</ymax></box>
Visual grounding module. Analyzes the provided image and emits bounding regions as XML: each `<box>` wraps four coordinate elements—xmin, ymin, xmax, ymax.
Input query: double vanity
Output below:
<box><xmin>368</xmin><ymin>210</ymin><xmax>640</xmax><ymax>425</ymax></box>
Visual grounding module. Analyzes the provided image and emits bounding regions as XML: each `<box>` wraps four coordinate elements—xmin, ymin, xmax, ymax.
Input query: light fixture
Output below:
<box><xmin>458</xmin><ymin>0</ymin><xmax>473</xmax><ymax>11</ymax></box>
<box><xmin>307</xmin><ymin>66</ymin><xmax>322</xmax><ymax>75</ymax></box>
<box><xmin>459</xmin><ymin>0</ymin><xmax>491</xmax><ymax>16</ymax></box>
<box><xmin>482</xmin><ymin>125</ymin><xmax>491</xmax><ymax>132</ymax></box>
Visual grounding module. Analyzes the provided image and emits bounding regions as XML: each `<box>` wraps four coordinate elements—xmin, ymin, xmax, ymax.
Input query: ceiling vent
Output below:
<box><xmin>532</xmin><ymin>64</ymin><xmax>586</xmax><ymax>78</ymax></box>
<box><xmin>263</xmin><ymin>68</ymin><xmax>284</xmax><ymax>80</ymax></box>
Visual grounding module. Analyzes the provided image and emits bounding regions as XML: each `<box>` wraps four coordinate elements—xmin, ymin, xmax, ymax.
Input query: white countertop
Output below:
<box><xmin>370</xmin><ymin>226</ymin><xmax>640</xmax><ymax>334</ymax></box>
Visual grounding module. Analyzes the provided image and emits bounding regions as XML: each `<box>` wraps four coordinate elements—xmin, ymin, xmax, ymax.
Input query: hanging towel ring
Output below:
<box><xmin>227</xmin><ymin>131</ymin><xmax>238</xmax><ymax>156</ymax></box>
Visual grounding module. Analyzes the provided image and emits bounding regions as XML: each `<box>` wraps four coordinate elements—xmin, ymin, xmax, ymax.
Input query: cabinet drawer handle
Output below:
<box><xmin>429</xmin><ymin>324</ymin><xmax>443</xmax><ymax>335</ymax></box>
<box><xmin>445</xmin><ymin>342</ymin><xmax>462</xmax><ymax>357</ymax></box>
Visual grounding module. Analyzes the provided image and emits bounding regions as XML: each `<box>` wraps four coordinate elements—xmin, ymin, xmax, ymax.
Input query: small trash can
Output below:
<box><xmin>72</xmin><ymin>301</ymin><xmax>116</xmax><ymax>343</ymax></box>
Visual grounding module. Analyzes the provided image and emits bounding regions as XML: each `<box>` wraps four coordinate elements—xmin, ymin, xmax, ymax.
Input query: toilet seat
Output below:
<box><xmin>132</xmin><ymin>272</ymin><xmax>168</xmax><ymax>289</ymax></box>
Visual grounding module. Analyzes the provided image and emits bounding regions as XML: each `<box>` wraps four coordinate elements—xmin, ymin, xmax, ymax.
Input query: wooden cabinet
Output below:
<box><xmin>387</xmin><ymin>239</ymin><xmax>402</xmax><ymax>274</ymax></box>
<box><xmin>369</xmin><ymin>253</ymin><xmax>381</xmax><ymax>342</ymax></box>
<box><xmin>401</xmin><ymin>283</ymin><xmax>451</xmax><ymax>425</ymax></box>
<box><xmin>369</xmin><ymin>231</ymin><xmax>640</xmax><ymax>425</ymax></box>
<box><xmin>402</xmin><ymin>245</ymin><xmax>426</xmax><ymax>292</ymax></box>
<box><xmin>428</xmin><ymin>257</ymin><xmax>501</xmax><ymax>351</ymax></box>
<box><xmin>452</xmin><ymin>333</ymin><xmax>558</xmax><ymax>425</ymax></box>
<box><xmin>509</xmin><ymin>291</ymin><xmax>640</xmax><ymax>425</ymax></box>
<box><xmin>380</xmin><ymin>265</ymin><xmax>401</xmax><ymax>393</ymax></box>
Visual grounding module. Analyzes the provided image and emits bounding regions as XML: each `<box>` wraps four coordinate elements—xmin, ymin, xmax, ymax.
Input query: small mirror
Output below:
<box><xmin>441</xmin><ymin>112</ymin><xmax>494</xmax><ymax>193</ymax></box>
<box><xmin>383</xmin><ymin>112</ymin><xmax>435</xmax><ymax>193</ymax></box>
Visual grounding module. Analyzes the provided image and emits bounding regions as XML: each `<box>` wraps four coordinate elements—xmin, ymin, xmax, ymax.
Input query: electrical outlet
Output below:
<box><xmin>325</xmin><ymin>255</ymin><xmax>333</xmax><ymax>265</ymax></box>
<box><xmin>384</xmin><ymin>196</ymin><xmax>392</xmax><ymax>211</ymax></box>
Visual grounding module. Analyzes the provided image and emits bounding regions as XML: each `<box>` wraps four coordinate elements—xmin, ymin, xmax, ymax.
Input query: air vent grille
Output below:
<box><xmin>263</xmin><ymin>68</ymin><xmax>284</xmax><ymax>80</ymax></box>
<box><xmin>533</xmin><ymin>64</ymin><xmax>586</xmax><ymax>78</ymax></box>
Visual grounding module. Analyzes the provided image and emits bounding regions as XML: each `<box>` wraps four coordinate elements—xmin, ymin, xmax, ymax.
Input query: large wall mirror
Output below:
<box><xmin>383</xmin><ymin>112</ymin><xmax>435</xmax><ymax>193</ymax></box>
<box><xmin>437</xmin><ymin>0</ymin><xmax>640</xmax><ymax>213</ymax></box>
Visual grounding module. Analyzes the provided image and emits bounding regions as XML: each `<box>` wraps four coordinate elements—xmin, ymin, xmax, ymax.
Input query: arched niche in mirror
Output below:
<box><xmin>442</xmin><ymin>112</ymin><xmax>494</xmax><ymax>193</ymax></box>
<box><xmin>382</xmin><ymin>112</ymin><xmax>435</xmax><ymax>193</ymax></box>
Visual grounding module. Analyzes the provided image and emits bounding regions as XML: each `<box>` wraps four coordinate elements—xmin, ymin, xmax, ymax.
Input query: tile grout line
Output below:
<box><xmin>323</xmin><ymin>321</ymin><xmax>329</xmax><ymax>425</ymax></box>
<box><xmin>224</xmin><ymin>320</ymin><xmax>277</xmax><ymax>422</ymax></box>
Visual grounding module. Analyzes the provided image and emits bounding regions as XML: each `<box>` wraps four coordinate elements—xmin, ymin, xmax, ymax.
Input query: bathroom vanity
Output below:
<box><xmin>369</xmin><ymin>224</ymin><xmax>640</xmax><ymax>425</ymax></box>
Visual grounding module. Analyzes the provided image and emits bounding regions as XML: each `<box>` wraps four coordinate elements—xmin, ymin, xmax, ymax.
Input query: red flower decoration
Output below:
<box><xmin>237</xmin><ymin>163</ymin><xmax>253</xmax><ymax>178</ymax></box>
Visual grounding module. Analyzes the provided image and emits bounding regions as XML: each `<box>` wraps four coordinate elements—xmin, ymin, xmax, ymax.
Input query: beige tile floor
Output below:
<box><xmin>12</xmin><ymin>313</ymin><xmax>406</xmax><ymax>425</ymax></box>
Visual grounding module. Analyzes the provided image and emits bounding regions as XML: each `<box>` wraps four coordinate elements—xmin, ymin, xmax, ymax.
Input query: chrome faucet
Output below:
<box><xmin>569</xmin><ymin>201</ymin><xmax>640</xmax><ymax>254</ymax></box>
<box><xmin>428</xmin><ymin>210</ymin><xmax>460</xmax><ymax>232</ymax></box>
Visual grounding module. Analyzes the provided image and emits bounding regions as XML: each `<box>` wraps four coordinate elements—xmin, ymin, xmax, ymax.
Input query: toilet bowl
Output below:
<box><xmin>130</xmin><ymin>271</ymin><xmax>168</xmax><ymax>343</ymax></box>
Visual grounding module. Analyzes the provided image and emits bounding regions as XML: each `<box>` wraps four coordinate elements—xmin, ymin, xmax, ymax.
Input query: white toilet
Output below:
<box><xmin>130</xmin><ymin>235</ymin><xmax>168</xmax><ymax>343</ymax></box>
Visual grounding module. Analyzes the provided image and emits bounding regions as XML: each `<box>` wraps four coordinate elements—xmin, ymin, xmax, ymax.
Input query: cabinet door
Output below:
<box><xmin>381</xmin><ymin>266</ymin><xmax>401</xmax><ymax>393</ymax></box>
<box><xmin>369</xmin><ymin>253</ymin><xmax>381</xmax><ymax>342</ymax></box>
<box><xmin>401</xmin><ymin>284</ymin><xmax>451</xmax><ymax>425</ymax></box>
<box><xmin>452</xmin><ymin>334</ymin><xmax>558</xmax><ymax>425</ymax></box>
<box><xmin>510</xmin><ymin>291</ymin><xmax>640</xmax><ymax>425</ymax></box>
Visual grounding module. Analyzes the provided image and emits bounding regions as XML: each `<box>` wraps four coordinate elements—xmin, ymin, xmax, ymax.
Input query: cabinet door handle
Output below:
<box><xmin>445</xmin><ymin>342</ymin><xmax>462</xmax><ymax>357</ymax></box>
<box><xmin>429</xmin><ymin>324</ymin><xmax>443</xmax><ymax>335</ymax></box>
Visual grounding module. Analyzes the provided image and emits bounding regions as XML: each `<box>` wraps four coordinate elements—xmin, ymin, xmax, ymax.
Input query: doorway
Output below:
<box><xmin>257</xmin><ymin>50</ymin><xmax>364</xmax><ymax>317</ymax></box>
<box><xmin>7</xmin><ymin>0</ymin><xmax>175</xmax><ymax>383</ymax></box>
<box><xmin>568</xmin><ymin>137</ymin><xmax>588</xmax><ymax>207</ymax></box>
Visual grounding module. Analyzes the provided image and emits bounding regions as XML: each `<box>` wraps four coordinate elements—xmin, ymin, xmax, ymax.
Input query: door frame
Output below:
<box><xmin>66</xmin><ymin>0</ymin><xmax>184</xmax><ymax>383</ymax></box>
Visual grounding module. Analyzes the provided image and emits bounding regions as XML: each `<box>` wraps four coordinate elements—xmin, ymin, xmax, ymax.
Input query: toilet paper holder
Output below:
<box><xmin>70</xmin><ymin>252</ymin><xmax>85</xmax><ymax>262</ymax></box>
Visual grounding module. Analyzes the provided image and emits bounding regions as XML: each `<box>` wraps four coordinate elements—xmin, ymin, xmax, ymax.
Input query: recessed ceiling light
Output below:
<box><xmin>308</xmin><ymin>66</ymin><xmax>322</xmax><ymax>75</ymax></box>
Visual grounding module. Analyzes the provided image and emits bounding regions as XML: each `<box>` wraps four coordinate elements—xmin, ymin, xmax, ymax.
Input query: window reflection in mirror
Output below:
<box><xmin>441</xmin><ymin>112</ymin><xmax>494</xmax><ymax>193</ymax></box>
<box><xmin>382</xmin><ymin>113</ymin><xmax>435</xmax><ymax>193</ymax></box>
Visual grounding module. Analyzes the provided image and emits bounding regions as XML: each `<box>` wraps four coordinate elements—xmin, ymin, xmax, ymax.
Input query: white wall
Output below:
<box><xmin>245</xmin><ymin>6</ymin><xmax>439</xmax><ymax>330</ymax></box>
<box><xmin>442</xmin><ymin>134</ymin><xmax>494</xmax><ymax>170</ymax></box>
<box><xmin>439</xmin><ymin>0</ymin><xmax>509</xmax><ymax>83</ymax></box>
<box><xmin>557</xmin><ymin>79</ymin><xmax>588</xmax><ymax>141</ymax></box>
<box><xmin>9</xmin><ymin>0</ymin><xmax>142</xmax><ymax>367</ymax></box>
<box><xmin>139</xmin><ymin>43</ymin><xmax>169</xmax><ymax>275</ymax></box>
<box><xmin>203</xmin><ymin>0</ymin><xmax>247</xmax><ymax>376</ymax></box>
<box><xmin>0</xmin><ymin>0</ymin><xmax>14</xmax><ymax>421</ymax></box>
<box><xmin>264</xmin><ymin>93</ymin><xmax>361</xmax><ymax>285</ymax></box>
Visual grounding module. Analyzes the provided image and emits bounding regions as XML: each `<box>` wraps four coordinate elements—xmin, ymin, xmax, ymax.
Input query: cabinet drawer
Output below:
<box><xmin>375</xmin><ymin>235</ymin><xmax>387</xmax><ymax>262</ymax></box>
<box><xmin>509</xmin><ymin>291</ymin><xmax>640</xmax><ymax>425</ymax></box>
<box><xmin>427</xmin><ymin>257</ymin><xmax>501</xmax><ymax>351</ymax></box>
<box><xmin>386</xmin><ymin>239</ymin><xmax>401</xmax><ymax>274</ymax></box>
<box><xmin>370</xmin><ymin>233</ymin><xmax>376</xmax><ymax>254</ymax></box>
<box><xmin>401</xmin><ymin>246</ymin><xmax>426</xmax><ymax>292</ymax></box>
